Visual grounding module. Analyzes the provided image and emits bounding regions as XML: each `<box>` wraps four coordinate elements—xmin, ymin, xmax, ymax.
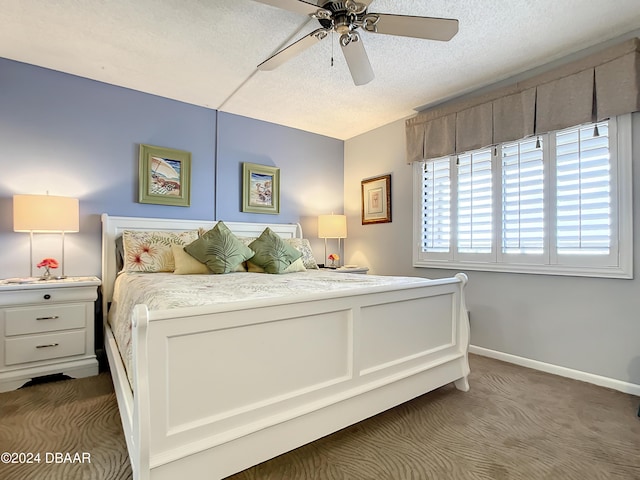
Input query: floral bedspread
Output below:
<box><xmin>108</xmin><ymin>270</ymin><xmax>428</xmax><ymax>387</ymax></box>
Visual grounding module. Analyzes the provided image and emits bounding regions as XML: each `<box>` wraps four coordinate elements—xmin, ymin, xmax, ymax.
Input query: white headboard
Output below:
<box><xmin>100</xmin><ymin>214</ymin><xmax>303</xmax><ymax>320</ymax></box>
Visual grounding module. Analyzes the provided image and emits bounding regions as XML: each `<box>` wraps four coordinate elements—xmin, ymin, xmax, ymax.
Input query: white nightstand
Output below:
<box><xmin>0</xmin><ymin>276</ymin><xmax>101</xmax><ymax>392</ymax></box>
<box><xmin>332</xmin><ymin>266</ymin><xmax>369</xmax><ymax>274</ymax></box>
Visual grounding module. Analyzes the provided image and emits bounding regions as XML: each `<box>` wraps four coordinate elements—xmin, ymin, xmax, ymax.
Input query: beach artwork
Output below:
<box><xmin>150</xmin><ymin>156</ymin><xmax>182</xmax><ymax>196</ymax></box>
<box><xmin>242</xmin><ymin>163</ymin><xmax>280</xmax><ymax>214</ymax></box>
<box><xmin>139</xmin><ymin>144</ymin><xmax>191</xmax><ymax>207</ymax></box>
<box><xmin>249</xmin><ymin>172</ymin><xmax>273</xmax><ymax>207</ymax></box>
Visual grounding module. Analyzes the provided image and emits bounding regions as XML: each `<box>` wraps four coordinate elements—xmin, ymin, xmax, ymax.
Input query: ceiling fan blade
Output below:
<box><xmin>340</xmin><ymin>33</ymin><xmax>374</xmax><ymax>86</ymax></box>
<box><xmin>258</xmin><ymin>28</ymin><xmax>330</xmax><ymax>71</ymax></box>
<box><xmin>366</xmin><ymin>14</ymin><xmax>458</xmax><ymax>41</ymax></box>
<box><xmin>252</xmin><ymin>0</ymin><xmax>329</xmax><ymax>17</ymax></box>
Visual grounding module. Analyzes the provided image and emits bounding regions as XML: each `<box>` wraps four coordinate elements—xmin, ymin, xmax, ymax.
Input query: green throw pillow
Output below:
<box><xmin>184</xmin><ymin>221</ymin><xmax>254</xmax><ymax>274</ymax></box>
<box><xmin>248</xmin><ymin>228</ymin><xmax>303</xmax><ymax>274</ymax></box>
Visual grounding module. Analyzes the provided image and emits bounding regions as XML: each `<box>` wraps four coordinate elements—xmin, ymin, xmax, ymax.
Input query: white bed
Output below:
<box><xmin>101</xmin><ymin>214</ymin><xmax>470</xmax><ymax>480</ymax></box>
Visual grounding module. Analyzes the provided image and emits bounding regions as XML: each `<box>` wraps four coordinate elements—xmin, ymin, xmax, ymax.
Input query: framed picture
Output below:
<box><xmin>139</xmin><ymin>144</ymin><xmax>191</xmax><ymax>207</ymax></box>
<box><xmin>242</xmin><ymin>163</ymin><xmax>280</xmax><ymax>214</ymax></box>
<box><xmin>361</xmin><ymin>174</ymin><xmax>392</xmax><ymax>224</ymax></box>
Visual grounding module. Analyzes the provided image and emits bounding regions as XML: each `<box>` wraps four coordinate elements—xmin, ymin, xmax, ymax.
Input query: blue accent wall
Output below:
<box><xmin>216</xmin><ymin>111</ymin><xmax>345</xmax><ymax>228</ymax></box>
<box><xmin>0</xmin><ymin>58</ymin><xmax>343</xmax><ymax>277</ymax></box>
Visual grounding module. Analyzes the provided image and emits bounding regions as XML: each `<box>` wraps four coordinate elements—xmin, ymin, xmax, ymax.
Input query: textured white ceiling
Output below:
<box><xmin>2</xmin><ymin>0</ymin><xmax>640</xmax><ymax>140</ymax></box>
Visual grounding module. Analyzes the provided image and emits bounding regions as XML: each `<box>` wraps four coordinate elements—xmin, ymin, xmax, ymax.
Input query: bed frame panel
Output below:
<box><xmin>101</xmin><ymin>214</ymin><xmax>470</xmax><ymax>480</ymax></box>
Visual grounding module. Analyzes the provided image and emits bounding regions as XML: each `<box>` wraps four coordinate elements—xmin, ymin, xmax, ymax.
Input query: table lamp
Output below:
<box><xmin>13</xmin><ymin>194</ymin><xmax>79</xmax><ymax>278</ymax></box>
<box><xmin>318</xmin><ymin>214</ymin><xmax>347</xmax><ymax>268</ymax></box>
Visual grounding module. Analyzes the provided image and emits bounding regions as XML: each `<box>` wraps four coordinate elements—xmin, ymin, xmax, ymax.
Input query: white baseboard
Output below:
<box><xmin>469</xmin><ymin>345</ymin><xmax>640</xmax><ymax>397</ymax></box>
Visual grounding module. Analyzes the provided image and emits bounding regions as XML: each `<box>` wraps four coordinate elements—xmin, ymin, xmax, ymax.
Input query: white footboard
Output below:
<box><xmin>117</xmin><ymin>273</ymin><xmax>469</xmax><ymax>480</ymax></box>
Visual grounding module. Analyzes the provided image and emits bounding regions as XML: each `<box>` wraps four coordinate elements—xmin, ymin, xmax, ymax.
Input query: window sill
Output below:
<box><xmin>412</xmin><ymin>259</ymin><xmax>633</xmax><ymax>279</ymax></box>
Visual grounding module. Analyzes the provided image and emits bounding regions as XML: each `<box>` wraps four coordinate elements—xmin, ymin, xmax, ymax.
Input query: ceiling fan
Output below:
<box><xmin>254</xmin><ymin>0</ymin><xmax>458</xmax><ymax>86</ymax></box>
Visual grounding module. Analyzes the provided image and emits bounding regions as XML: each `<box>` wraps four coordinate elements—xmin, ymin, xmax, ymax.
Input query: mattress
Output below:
<box><xmin>108</xmin><ymin>270</ymin><xmax>428</xmax><ymax>387</ymax></box>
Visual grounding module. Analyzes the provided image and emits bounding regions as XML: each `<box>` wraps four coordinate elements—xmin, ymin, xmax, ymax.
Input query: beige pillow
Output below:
<box><xmin>172</xmin><ymin>245</ymin><xmax>210</xmax><ymax>274</ymax></box>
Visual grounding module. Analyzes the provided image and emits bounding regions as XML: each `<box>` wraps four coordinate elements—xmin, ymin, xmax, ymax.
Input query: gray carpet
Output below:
<box><xmin>1</xmin><ymin>355</ymin><xmax>639</xmax><ymax>480</ymax></box>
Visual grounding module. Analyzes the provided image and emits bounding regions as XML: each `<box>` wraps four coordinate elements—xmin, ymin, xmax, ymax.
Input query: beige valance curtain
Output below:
<box><xmin>406</xmin><ymin>37</ymin><xmax>640</xmax><ymax>163</ymax></box>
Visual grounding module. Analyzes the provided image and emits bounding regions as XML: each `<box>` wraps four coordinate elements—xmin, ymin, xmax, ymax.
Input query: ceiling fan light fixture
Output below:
<box><xmin>336</xmin><ymin>21</ymin><xmax>352</xmax><ymax>36</ymax></box>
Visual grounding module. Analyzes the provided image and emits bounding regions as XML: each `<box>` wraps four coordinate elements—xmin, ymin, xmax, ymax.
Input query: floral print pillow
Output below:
<box><xmin>285</xmin><ymin>238</ymin><xmax>319</xmax><ymax>269</ymax></box>
<box><xmin>122</xmin><ymin>230</ymin><xmax>199</xmax><ymax>272</ymax></box>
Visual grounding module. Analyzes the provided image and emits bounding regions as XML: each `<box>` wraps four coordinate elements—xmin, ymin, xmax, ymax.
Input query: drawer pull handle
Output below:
<box><xmin>36</xmin><ymin>343</ymin><xmax>59</xmax><ymax>349</ymax></box>
<box><xmin>36</xmin><ymin>316</ymin><xmax>60</xmax><ymax>321</ymax></box>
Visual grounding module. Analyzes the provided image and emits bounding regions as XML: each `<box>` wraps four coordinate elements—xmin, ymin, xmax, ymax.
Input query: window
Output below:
<box><xmin>413</xmin><ymin>115</ymin><xmax>633</xmax><ymax>278</ymax></box>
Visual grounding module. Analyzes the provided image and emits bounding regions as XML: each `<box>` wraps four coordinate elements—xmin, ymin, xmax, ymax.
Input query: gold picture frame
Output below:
<box><xmin>361</xmin><ymin>174</ymin><xmax>392</xmax><ymax>224</ymax></box>
<box><xmin>242</xmin><ymin>163</ymin><xmax>280</xmax><ymax>214</ymax></box>
<box><xmin>138</xmin><ymin>144</ymin><xmax>191</xmax><ymax>207</ymax></box>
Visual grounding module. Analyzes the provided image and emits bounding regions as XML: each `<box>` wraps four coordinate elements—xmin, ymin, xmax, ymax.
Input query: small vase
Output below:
<box><xmin>40</xmin><ymin>267</ymin><xmax>53</xmax><ymax>280</ymax></box>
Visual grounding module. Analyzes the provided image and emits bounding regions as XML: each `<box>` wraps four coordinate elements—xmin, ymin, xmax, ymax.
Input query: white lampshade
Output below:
<box><xmin>13</xmin><ymin>194</ymin><xmax>79</xmax><ymax>233</ymax></box>
<box><xmin>318</xmin><ymin>214</ymin><xmax>347</xmax><ymax>239</ymax></box>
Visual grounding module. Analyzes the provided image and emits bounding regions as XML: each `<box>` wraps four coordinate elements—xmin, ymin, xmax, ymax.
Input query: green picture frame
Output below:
<box><xmin>242</xmin><ymin>163</ymin><xmax>280</xmax><ymax>214</ymax></box>
<box><xmin>138</xmin><ymin>144</ymin><xmax>191</xmax><ymax>207</ymax></box>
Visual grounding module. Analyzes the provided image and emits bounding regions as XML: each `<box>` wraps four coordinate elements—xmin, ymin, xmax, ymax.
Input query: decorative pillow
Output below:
<box><xmin>184</xmin><ymin>221</ymin><xmax>254</xmax><ymax>274</ymax></box>
<box><xmin>122</xmin><ymin>230</ymin><xmax>199</xmax><ymax>272</ymax></box>
<box><xmin>248</xmin><ymin>228</ymin><xmax>303</xmax><ymax>274</ymax></box>
<box><xmin>237</xmin><ymin>236</ymin><xmax>257</xmax><ymax>247</ymax></box>
<box><xmin>115</xmin><ymin>236</ymin><xmax>125</xmax><ymax>272</ymax></box>
<box><xmin>284</xmin><ymin>238</ymin><xmax>319</xmax><ymax>269</ymax></box>
<box><xmin>172</xmin><ymin>245</ymin><xmax>210</xmax><ymax>275</ymax></box>
<box><xmin>247</xmin><ymin>257</ymin><xmax>306</xmax><ymax>273</ymax></box>
<box><xmin>173</xmin><ymin>245</ymin><xmax>246</xmax><ymax>274</ymax></box>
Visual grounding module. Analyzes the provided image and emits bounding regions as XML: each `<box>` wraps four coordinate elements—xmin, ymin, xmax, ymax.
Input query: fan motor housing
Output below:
<box><xmin>317</xmin><ymin>1</ymin><xmax>366</xmax><ymax>31</ymax></box>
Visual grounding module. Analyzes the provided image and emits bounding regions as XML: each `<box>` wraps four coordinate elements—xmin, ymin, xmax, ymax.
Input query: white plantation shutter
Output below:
<box><xmin>555</xmin><ymin>122</ymin><xmax>611</xmax><ymax>256</ymax></box>
<box><xmin>457</xmin><ymin>149</ymin><xmax>493</xmax><ymax>255</ymax></box>
<box><xmin>414</xmin><ymin>115</ymin><xmax>631</xmax><ymax>278</ymax></box>
<box><xmin>421</xmin><ymin>157</ymin><xmax>451</xmax><ymax>253</ymax></box>
<box><xmin>501</xmin><ymin>138</ymin><xmax>545</xmax><ymax>255</ymax></box>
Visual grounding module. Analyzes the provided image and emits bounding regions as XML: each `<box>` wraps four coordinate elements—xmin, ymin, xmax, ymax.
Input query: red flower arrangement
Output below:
<box><xmin>37</xmin><ymin>258</ymin><xmax>59</xmax><ymax>279</ymax></box>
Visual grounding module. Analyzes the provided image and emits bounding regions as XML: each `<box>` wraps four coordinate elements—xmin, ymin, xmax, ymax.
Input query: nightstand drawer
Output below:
<box><xmin>5</xmin><ymin>330</ymin><xmax>86</xmax><ymax>365</ymax></box>
<box><xmin>0</xmin><ymin>286</ymin><xmax>98</xmax><ymax>307</ymax></box>
<box><xmin>4</xmin><ymin>304</ymin><xmax>86</xmax><ymax>336</ymax></box>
